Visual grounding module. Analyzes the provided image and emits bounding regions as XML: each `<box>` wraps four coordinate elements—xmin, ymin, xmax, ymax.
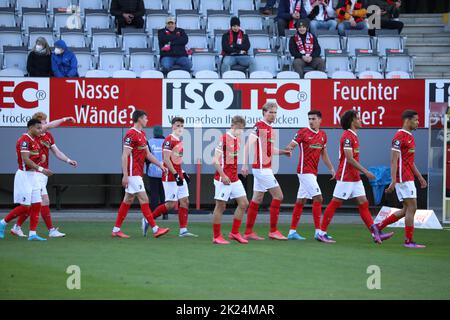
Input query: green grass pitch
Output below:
<box><xmin>1</xmin><ymin>221</ymin><xmax>449</xmax><ymax>300</ymax></box>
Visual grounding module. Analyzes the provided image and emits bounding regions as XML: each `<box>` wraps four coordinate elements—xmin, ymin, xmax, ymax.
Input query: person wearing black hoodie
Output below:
<box><xmin>110</xmin><ymin>0</ymin><xmax>145</xmax><ymax>34</ymax></box>
<box><xmin>27</xmin><ymin>37</ymin><xmax>52</xmax><ymax>77</ymax></box>
<box><xmin>221</xmin><ymin>17</ymin><xmax>256</xmax><ymax>74</ymax></box>
<box><xmin>289</xmin><ymin>19</ymin><xmax>324</xmax><ymax>78</ymax></box>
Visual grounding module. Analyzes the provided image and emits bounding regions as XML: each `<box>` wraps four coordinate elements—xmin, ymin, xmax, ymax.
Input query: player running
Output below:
<box><xmin>285</xmin><ymin>110</ymin><xmax>335</xmax><ymax>240</ymax></box>
<box><xmin>11</xmin><ymin>112</ymin><xmax>77</xmax><ymax>238</ymax></box>
<box><xmin>377</xmin><ymin>110</ymin><xmax>427</xmax><ymax>248</ymax></box>
<box><xmin>317</xmin><ymin>110</ymin><xmax>394</xmax><ymax>244</ymax></box>
<box><xmin>242</xmin><ymin>102</ymin><xmax>292</xmax><ymax>241</ymax></box>
<box><xmin>112</xmin><ymin>110</ymin><xmax>169</xmax><ymax>239</ymax></box>
<box><xmin>0</xmin><ymin>119</ymin><xmax>53</xmax><ymax>241</ymax></box>
<box><xmin>143</xmin><ymin>117</ymin><xmax>197</xmax><ymax>238</ymax></box>
<box><xmin>212</xmin><ymin>115</ymin><xmax>249</xmax><ymax>245</ymax></box>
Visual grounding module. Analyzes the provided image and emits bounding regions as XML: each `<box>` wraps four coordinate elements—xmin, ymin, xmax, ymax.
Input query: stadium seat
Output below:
<box><xmin>331</xmin><ymin>70</ymin><xmax>356</xmax><ymax>79</ymax></box>
<box><xmin>0</xmin><ymin>7</ymin><xmax>16</xmax><ymax>27</ymax></box>
<box><xmin>2</xmin><ymin>46</ymin><xmax>28</xmax><ymax>73</ymax></box>
<box><xmin>176</xmin><ymin>9</ymin><xmax>201</xmax><ymax>30</ymax></box>
<box><xmin>79</xmin><ymin>0</ymin><xmax>103</xmax><ymax>16</ymax></box>
<box><xmin>281</xmin><ymin>28</ymin><xmax>296</xmax><ymax>54</ymax></box>
<box><xmin>0</xmin><ymin>27</ymin><xmax>23</xmax><ymax>53</ymax></box>
<box><xmin>385</xmin><ymin>70</ymin><xmax>410</xmax><ymax>79</ymax></box>
<box><xmin>0</xmin><ymin>67</ymin><xmax>25</xmax><ymax>76</ymax></box>
<box><xmin>191</xmin><ymin>50</ymin><xmax>217</xmax><ymax>73</ymax></box>
<box><xmin>129</xmin><ymin>48</ymin><xmax>157</xmax><ymax>75</ymax></box>
<box><xmin>167</xmin><ymin>69</ymin><xmax>191</xmax><ymax>78</ymax></box>
<box><xmin>222</xmin><ymin>70</ymin><xmax>246</xmax><ymax>78</ymax></box>
<box><xmin>112</xmin><ymin>70</ymin><xmax>137</xmax><ymax>78</ymax></box>
<box><xmin>238</xmin><ymin>10</ymin><xmax>263</xmax><ymax>31</ymax></box>
<box><xmin>27</xmin><ymin>27</ymin><xmax>54</xmax><ymax>49</ymax></box>
<box><xmin>207</xmin><ymin>11</ymin><xmax>231</xmax><ymax>34</ymax></box>
<box><xmin>0</xmin><ymin>0</ymin><xmax>10</xmax><ymax>7</ymax></box>
<box><xmin>354</xmin><ymin>49</ymin><xmax>382</xmax><ymax>76</ymax></box>
<box><xmin>16</xmin><ymin>0</ymin><xmax>41</xmax><ymax>11</ymax></box>
<box><xmin>168</xmin><ymin>0</ymin><xmax>193</xmax><ymax>14</ymax></box>
<box><xmin>375</xmin><ymin>29</ymin><xmax>404</xmax><ymax>57</ymax></box>
<box><xmin>53</xmin><ymin>9</ymin><xmax>81</xmax><ymax>34</ymax></box>
<box><xmin>230</xmin><ymin>0</ymin><xmax>254</xmax><ymax>15</ymax></box>
<box><xmin>194</xmin><ymin>69</ymin><xmax>219</xmax><ymax>78</ymax></box>
<box><xmin>22</xmin><ymin>7</ymin><xmax>48</xmax><ymax>31</ymax></box>
<box><xmin>144</xmin><ymin>0</ymin><xmax>164</xmax><ymax>10</ymax></box>
<box><xmin>384</xmin><ymin>49</ymin><xmax>414</xmax><ymax>77</ymax></box>
<box><xmin>47</xmin><ymin>0</ymin><xmax>72</xmax><ymax>13</ymax></box>
<box><xmin>325</xmin><ymin>49</ymin><xmax>351</xmax><ymax>77</ymax></box>
<box><xmin>140</xmin><ymin>69</ymin><xmax>164</xmax><ymax>78</ymax></box>
<box><xmin>212</xmin><ymin>29</ymin><xmax>225</xmax><ymax>53</ymax></box>
<box><xmin>250</xmin><ymin>70</ymin><xmax>273</xmax><ymax>79</ymax></box>
<box><xmin>344</xmin><ymin>29</ymin><xmax>372</xmax><ymax>57</ymax></box>
<box><xmin>246</xmin><ymin>30</ymin><xmax>271</xmax><ymax>52</ymax></box>
<box><xmin>304</xmin><ymin>70</ymin><xmax>328</xmax><ymax>79</ymax></box>
<box><xmin>91</xmin><ymin>28</ymin><xmax>117</xmax><ymax>55</ymax></box>
<box><xmin>98</xmin><ymin>47</ymin><xmax>124</xmax><ymax>76</ymax></box>
<box><xmin>85</xmin><ymin>69</ymin><xmax>110</xmax><ymax>77</ymax></box>
<box><xmin>145</xmin><ymin>10</ymin><xmax>168</xmax><ymax>36</ymax></box>
<box><xmin>253</xmin><ymin>49</ymin><xmax>280</xmax><ymax>77</ymax></box>
<box><xmin>198</xmin><ymin>0</ymin><xmax>223</xmax><ymax>15</ymax></box>
<box><xmin>316</xmin><ymin>30</ymin><xmax>341</xmax><ymax>57</ymax></box>
<box><xmin>60</xmin><ymin>28</ymin><xmax>86</xmax><ymax>48</ymax></box>
<box><xmin>358</xmin><ymin>70</ymin><xmax>383</xmax><ymax>79</ymax></box>
<box><xmin>186</xmin><ymin>29</ymin><xmax>208</xmax><ymax>49</ymax></box>
<box><xmin>121</xmin><ymin>28</ymin><xmax>148</xmax><ymax>54</ymax></box>
<box><xmin>276</xmin><ymin>70</ymin><xmax>300</xmax><ymax>79</ymax></box>
<box><xmin>84</xmin><ymin>9</ymin><xmax>110</xmax><ymax>36</ymax></box>
<box><xmin>72</xmin><ymin>47</ymin><xmax>93</xmax><ymax>77</ymax></box>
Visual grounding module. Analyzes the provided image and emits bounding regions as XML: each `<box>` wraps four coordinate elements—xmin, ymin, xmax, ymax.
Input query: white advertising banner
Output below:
<box><xmin>374</xmin><ymin>206</ymin><xmax>443</xmax><ymax>230</ymax></box>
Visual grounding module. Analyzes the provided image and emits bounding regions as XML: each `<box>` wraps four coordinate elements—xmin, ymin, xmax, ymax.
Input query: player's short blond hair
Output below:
<box><xmin>262</xmin><ymin>102</ymin><xmax>278</xmax><ymax>115</ymax></box>
<box><xmin>231</xmin><ymin>115</ymin><xmax>246</xmax><ymax>127</ymax></box>
<box><xmin>32</xmin><ymin>112</ymin><xmax>47</xmax><ymax>121</ymax></box>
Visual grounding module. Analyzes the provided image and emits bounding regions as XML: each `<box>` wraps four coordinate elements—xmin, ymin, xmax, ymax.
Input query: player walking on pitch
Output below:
<box><xmin>212</xmin><ymin>115</ymin><xmax>249</xmax><ymax>245</ymax></box>
<box><xmin>376</xmin><ymin>110</ymin><xmax>427</xmax><ymax>248</ymax></box>
<box><xmin>242</xmin><ymin>102</ymin><xmax>292</xmax><ymax>241</ymax></box>
<box><xmin>112</xmin><ymin>110</ymin><xmax>170</xmax><ymax>238</ymax></box>
<box><xmin>11</xmin><ymin>113</ymin><xmax>77</xmax><ymax>238</ymax></box>
<box><xmin>317</xmin><ymin>110</ymin><xmax>394</xmax><ymax>244</ymax></box>
<box><xmin>0</xmin><ymin>119</ymin><xmax>53</xmax><ymax>241</ymax></box>
<box><xmin>285</xmin><ymin>110</ymin><xmax>335</xmax><ymax>240</ymax></box>
<box><xmin>143</xmin><ymin>117</ymin><xmax>198</xmax><ymax>237</ymax></box>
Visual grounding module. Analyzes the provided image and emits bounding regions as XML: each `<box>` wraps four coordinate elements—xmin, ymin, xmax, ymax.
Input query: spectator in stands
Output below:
<box><xmin>277</xmin><ymin>0</ymin><xmax>308</xmax><ymax>37</ymax></box>
<box><xmin>51</xmin><ymin>40</ymin><xmax>78</xmax><ymax>78</ymax></box>
<box><xmin>158</xmin><ymin>16</ymin><xmax>192</xmax><ymax>74</ymax></box>
<box><xmin>305</xmin><ymin>0</ymin><xmax>337</xmax><ymax>34</ymax></box>
<box><xmin>336</xmin><ymin>0</ymin><xmax>368</xmax><ymax>36</ymax></box>
<box><xmin>221</xmin><ymin>17</ymin><xmax>256</xmax><ymax>75</ymax></box>
<box><xmin>27</xmin><ymin>37</ymin><xmax>52</xmax><ymax>77</ymax></box>
<box><xmin>369</xmin><ymin>0</ymin><xmax>404</xmax><ymax>33</ymax></box>
<box><xmin>110</xmin><ymin>0</ymin><xmax>145</xmax><ymax>34</ymax></box>
<box><xmin>289</xmin><ymin>19</ymin><xmax>324</xmax><ymax>78</ymax></box>
<box><xmin>262</xmin><ymin>0</ymin><xmax>278</xmax><ymax>15</ymax></box>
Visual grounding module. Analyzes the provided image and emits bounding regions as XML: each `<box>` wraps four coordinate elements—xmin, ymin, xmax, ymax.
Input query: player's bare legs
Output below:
<box><xmin>267</xmin><ymin>186</ymin><xmax>287</xmax><ymax>240</ymax></box>
<box><xmin>244</xmin><ymin>191</ymin><xmax>266</xmax><ymax>240</ymax></box>
<box><xmin>136</xmin><ymin>191</ymin><xmax>169</xmax><ymax>238</ymax></box>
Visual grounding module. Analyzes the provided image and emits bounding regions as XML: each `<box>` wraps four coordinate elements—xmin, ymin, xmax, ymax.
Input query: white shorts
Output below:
<box><xmin>252</xmin><ymin>168</ymin><xmax>279</xmax><ymax>192</ymax></box>
<box><xmin>333</xmin><ymin>180</ymin><xmax>366</xmax><ymax>200</ymax></box>
<box><xmin>163</xmin><ymin>180</ymin><xmax>189</xmax><ymax>201</ymax></box>
<box><xmin>297</xmin><ymin>174</ymin><xmax>322</xmax><ymax>199</ymax></box>
<box><xmin>214</xmin><ymin>179</ymin><xmax>247</xmax><ymax>202</ymax></box>
<box><xmin>36</xmin><ymin>172</ymin><xmax>48</xmax><ymax>196</ymax></box>
<box><xmin>125</xmin><ymin>176</ymin><xmax>146</xmax><ymax>194</ymax></box>
<box><xmin>13</xmin><ymin>170</ymin><xmax>41</xmax><ymax>205</ymax></box>
<box><xmin>395</xmin><ymin>181</ymin><xmax>417</xmax><ymax>201</ymax></box>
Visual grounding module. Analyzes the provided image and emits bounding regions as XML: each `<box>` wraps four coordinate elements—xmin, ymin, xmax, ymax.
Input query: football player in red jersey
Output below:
<box><xmin>0</xmin><ymin>119</ymin><xmax>53</xmax><ymax>241</ymax></box>
<box><xmin>146</xmin><ymin>117</ymin><xmax>198</xmax><ymax>237</ymax></box>
<box><xmin>285</xmin><ymin>110</ymin><xmax>335</xmax><ymax>240</ymax></box>
<box><xmin>317</xmin><ymin>109</ymin><xmax>393</xmax><ymax>244</ymax></box>
<box><xmin>11</xmin><ymin>112</ymin><xmax>77</xmax><ymax>238</ymax></box>
<box><xmin>241</xmin><ymin>102</ymin><xmax>292</xmax><ymax>241</ymax></box>
<box><xmin>377</xmin><ymin>110</ymin><xmax>427</xmax><ymax>248</ymax></box>
<box><xmin>212</xmin><ymin>115</ymin><xmax>249</xmax><ymax>245</ymax></box>
<box><xmin>112</xmin><ymin>110</ymin><xmax>170</xmax><ymax>239</ymax></box>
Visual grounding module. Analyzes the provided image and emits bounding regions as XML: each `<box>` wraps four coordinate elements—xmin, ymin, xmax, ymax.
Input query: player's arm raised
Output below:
<box><xmin>44</xmin><ymin>117</ymin><xmax>76</xmax><ymax>130</ymax></box>
<box><xmin>413</xmin><ymin>163</ymin><xmax>427</xmax><ymax>188</ymax></box>
<box><xmin>121</xmin><ymin>147</ymin><xmax>132</xmax><ymax>188</ymax></box>
<box><xmin>50</xmin><ymin>145</ymin><xmax>77</xmax><ymax>167</ymax></box>
<box><xmin>242</xmin><ymin>132</ymin><xmax>257</xmax><ymax>177</ymax></box>
<box><xmin>22</xmin><ymin>151</ymin><xmax>52</xmax><ymax>177</ymax></box>
<box><xmin>386</xmin><ymin>149</ymin><xmax>400</xmax><ymax>193</ymax></box>
<box><xmin>321</xmin><ymin>147</ymin><xmax>336</xmax><ymax>180</ymax></box>
<box><xmin>145</xmin><ymin>147</ymin><xmax>166</xmax><ymax>173</ymax></box>
<box><xmin>213</xmin><ymin>147</ymin><xmax>230</xmax><ymax>185</ymax></box>
<box><xmin>343</xmin><ymin>148</ymin><xmax>375</xmax><ymax>180</ymax></box>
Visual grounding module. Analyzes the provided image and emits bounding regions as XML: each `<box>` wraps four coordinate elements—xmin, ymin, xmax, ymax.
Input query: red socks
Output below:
<box><xmin>231</xmin><ymin>218</ymin><xmax>242</xmax><ymax>234</ymax></box>
<box><xmin>321</xmin><ymin>199</ymin><xmax>341</xmax><ymax>232</ymax></box>
<box><xmin>29</xmin><ymin>202</ymin><xmax>41</xmax><ymax>232</ymax></box>
<box><xmin>245</xmin><ymin>201</ymin><xmax>259</xmax><ymax>234</ymax></box>
<box><xmin>141</xmin><ymin>203</ymin><xmax>156</xmax><ymax>228</ymax></box>
<box><xmin>4</xmin><ymin>205</ymin><xmax>29</xmax><ymax>223</ymax></box>
<box><xmin>153</xmin><ymin>204</ymin><xmax>168</xmax><ymax>219</ymax></box>
<box><xmin>178</xmin><ymin>206</ymin><xmax>188</xmax><ymax>229</ymax></box>
<box><xmin>312</xmin><ymin>201</ymin><xmax>322</xmax><ymax>229</ymax></box>
<box><xmin>114</xmin><ymin>202</ymin><xmax>131</xmax><ymax>228</ymax></box>
<box><xmin>15</xmin><ymin>211</ymin><xmax>29</xmax><ymax>226</ymax></box>
<box><xmin>213</xmin><ymin>223</ymin><xmax>221</xmax><ymax>238</ymax></box>
<box><xmin>378</xmin><ymin>214</ymin><xmax>400</xmax><ymax>230</ymax></box>
<box><xmin>358</xmin><ymin>201</ymin><xmax>374</xmax><ymax>231</ymax></box>
<box><xmin>270</xmin><ymin>199</ymin><xmax>282</xmax><ymax>233</ymax></box>
<box><xmin>40</xmin><ymin>205</ymin><xmax>53</xmax><ymax>230</ymax></box>
<box><xmin>405</xmin><ymin>225</ymin><xmax>414</xmax><ymax>242</ymax></box>
<box><xmin>290</xmin><ymin>202</ymin><xmax>304</xmax><ymax>230</ymax></box>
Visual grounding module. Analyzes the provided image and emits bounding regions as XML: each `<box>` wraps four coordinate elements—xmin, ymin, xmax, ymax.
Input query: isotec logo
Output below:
<box><xmin>0</xmin><ymin>81</ymin><xmax>46</xmax><ymax>109</ymax></box>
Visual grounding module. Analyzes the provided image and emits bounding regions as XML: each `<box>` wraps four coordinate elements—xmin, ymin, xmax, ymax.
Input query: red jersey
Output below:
<box><xmin>251</xmin><ymin>120</ymin><xmax>274</xmax><ymax>169</ymax></box>
<box><xmin>292</xmin><ymin>128</ymin><xmax>327</xmax><ymax>175</ymax></box>
<box><xmin>392</xmin><ymin>129</ymin><xmax>415</xmax><ymax>183</ymax></box>
<box><xmin>37</xmin><ymin>131</ymin><xmax>55</xmax><ymax>170</ymax></box>
<box><xmin>214</xmin><ymin>132</ymin><xmax>240</xmax><ymax>183</ymax></box>
<box><xmin>336</xmin><ymin>129</ymin><xmax>361</xmax><ymax>182</ymax></box>
<box><xmin>123</xmin><ymin>127</ymin><xmax>147</xmax><ymax>176</ymax></box>
<box><xmin>162</xmin><ymin>133</ymin><xmax>184</xmax><ymax>182</ymax></box>
<box><xmin>16</xmin><ymin>134</ymin><xmax>41</xmax><ymax>171</ymax></box>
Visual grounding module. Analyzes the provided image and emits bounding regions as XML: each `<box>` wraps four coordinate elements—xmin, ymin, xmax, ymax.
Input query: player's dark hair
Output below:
<box><xmin>132</xmin><ymin>110</ymin><xmax>147</xmax><ymax>123</ymax></box>
<box><xmin>171</xmin><ymin>117</ymin><xmax>184</xmax><ymax>125</ymax></box>
<box><xmin>308</xmin><ymin>110</ymin><xmax>322</xmax><ymax>118</ymax></box>
<box><xmin>402</xmin><ymin>110</ymin><xmax>418</xmax><ymax>121</ymax></box>
<box><xmin>340</xmin><ymin>110</ymin><xmax>358</xmax><ymax>130</ymax></box>
<box><xmin>27</xmin><ymin>118</ymin><xmax>41</xmax><ymax>128</ymax></box>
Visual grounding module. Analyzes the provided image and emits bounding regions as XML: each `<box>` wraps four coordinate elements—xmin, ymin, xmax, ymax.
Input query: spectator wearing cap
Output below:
<box><xmin>305</xmin><ymin>0</ymin><xmax>337</xmax><ymax>35</ymax></box>
<box><xmin>110</xmin><ymin>0</ymin><xmax>145</xmax><ymax>34</ymax></box>
<box><xmin>51</xmin><ymin>40</ymin><xmax>78</xmax><ymax>78</ymax></box>
<box><xmin>289</xmin><ymin>19</ymin><xmax>324</xmax><ymax>78</ymax></box>
<box><xmin>368</xmin><ymin>0</ymin><xmax>404</xmax><ymax>33</ymax></box>
<box><xmin>158</xmin><ymin>16</ymin><xmax>192</xmax><ymax>74</ymax></box>
<box><xmin>277</xmin><ymin>0</ymin><xmax>308</xmax><ymax>37</ymax></box>
<box><xmin>27</xmin><ymin>37</ymin><xmax>52</xmax><ymax>77</ymax></box>
<box><xmin>336</xmin><ymin>0</ymin><xmax>368</xmax><ymax>36</ymax></box>
<box><xmin>221</xmin><ymin>17</ymin><xmax>256</xmax><ymax>74</ymax></box>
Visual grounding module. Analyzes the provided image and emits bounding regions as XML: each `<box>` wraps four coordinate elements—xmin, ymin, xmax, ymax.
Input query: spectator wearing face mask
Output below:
<box><xmin>51</xmin><ymin>40</ymin><xmax>78</xmax><ymax>78</ymax></box>
<box><xmin>27</xmin><ymin>37</ymin><xmax>52</xmax><ymax>77</ymax></box>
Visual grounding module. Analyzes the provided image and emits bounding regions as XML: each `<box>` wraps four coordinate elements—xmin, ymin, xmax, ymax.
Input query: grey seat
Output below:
<box><xmin>28</xmin><ymin>27</ymin><xmax>54</xmax><ymax>49</ymax></box>
<box><xmin>60</xmin><ymin>27</ymin><xmax>86</xmax><ymax>48</ymax></box>
<box><xmin>0</xmin><ymin>7</ymin><xmax>16</xmax><ymax>27</ymax></box>
<box><xmin>353</xmin><ymin>49</ymin><xmax>382</xmax><ymax>76</ymax></box>
<box><xmin>2</xmin><ymin>46</ymin><xmax>28</xmax><ymax>73</ymax></box>
<box><xmin>91</xmin><ymin>28</ymin><xmax>117</xmax><ymax>55</ymax></box>
<box><xmin>176</xmin><ymin>9</ymin><xmax>201</xmax><ymax>30</ymax></box>
<box><xmin>0</xmin><ymin>27</ymin><xmax>22</xmax><ymax>53</ymax></box>
<box><xmin>72</xmin><ymin>47</ymin><xmax>93</xmax><ymax>76</ymax></box>
<box><xmin>129</xmin><ymin>48</ymin><xmax>157</xmax><ymax>75</ymax></box>
<box><xmin>186</xmin><ymin>29</ymin><xmax>208</xmax><ymax>49</ymax></box>
<box><xmin>121</xmin><ymin>28</ymin><xmax>148</xmax><ymax>54</ymax></box>
<box><xmin>253</xmin><ymin>49</ymin><xmax>279</xmax><ymax>77</ymax></box>
<box><xmin>238</xmin><ymin>10</ymin><xmax>263</xmax><ymax>31</ymax></box>
<box><xmin>98</xmin><ymin>47</ymin><xmax>124</xmax><ymax>76</ymax></box>
<box><xmin>191</xmin><ymin>49</ymin><xmax>217</xmax><ymax>73</ymax></box>
<box><xmin>84</xmin><ymin>9</ymin><xmax>110</xmax><ymax>36</ymax></box>
<box><xmin>145</xmin><ymin>9</ymin><xmax>168</xmax><ymax>35</ymax></box>
<box><xmin>325</xmin><ymin>49</ymin><xmax>351</xmax><ymax>77</ymax></box>
<box><xmin>344</xmin><ymin>29</ymin><xmax>371</xmax><ymax>57</ymax></box>
<box><xmin>22</xmin><ymin>7</ymin><xmax>48</xmax><ymax>32</ymax></box>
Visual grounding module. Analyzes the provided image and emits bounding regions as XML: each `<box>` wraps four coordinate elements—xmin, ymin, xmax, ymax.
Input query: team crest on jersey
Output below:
<box><xmin>21</xmin><ymin>141</ymin><xmax>28</xmax><ymax>150</ymax></box>
<box><xmin>124</xmin><ymin>137</ymin><xmax>132</xmax><ymax>145</ymax></box>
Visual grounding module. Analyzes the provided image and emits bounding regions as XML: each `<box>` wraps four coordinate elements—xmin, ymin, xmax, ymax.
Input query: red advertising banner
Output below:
<box><xmin>311</xmin><ymin>79</ymin><xmax>426</xmax><ymax>128</ymax></box>
<box><xmin>50</xmin><ymin>78</ymin><xmax>162</xmax><ymax>127</ymax></box>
